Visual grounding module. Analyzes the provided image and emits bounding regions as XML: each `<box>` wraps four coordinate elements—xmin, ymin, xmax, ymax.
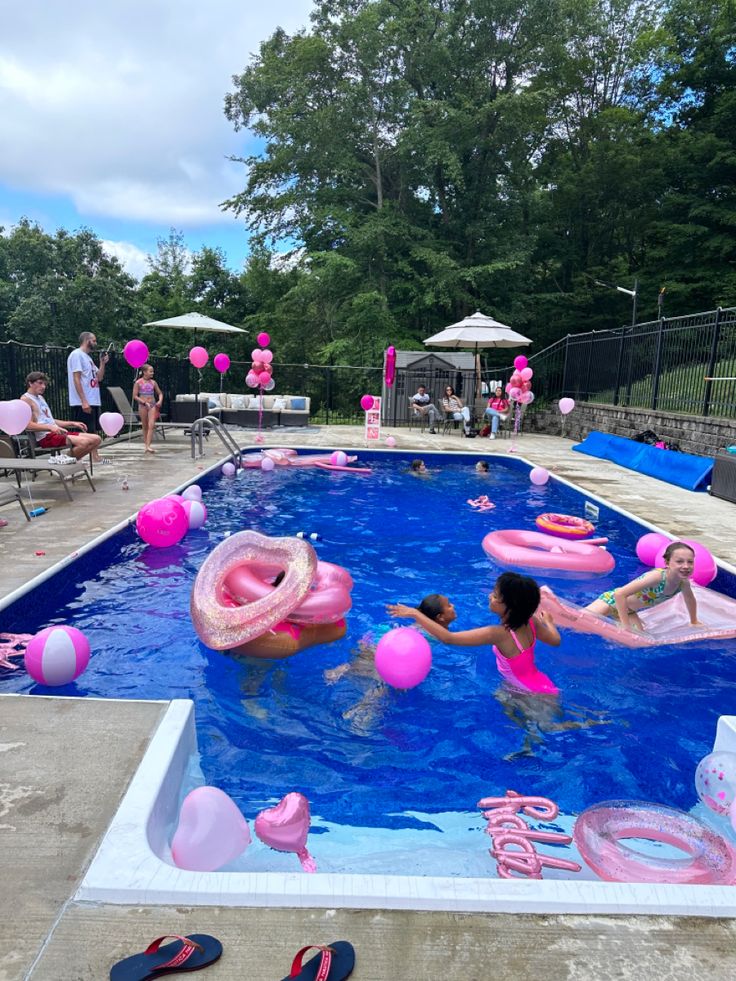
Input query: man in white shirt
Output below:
<box><xmin>22</xmin><ymin>372</ymin><xmax>101</xmax><ymax>461</ymax></box>
<box><xmin>67</xmin><ymin>331</ymin><xmax>109</xmax><ymax>435</ymax></box>
<box><xmin>410</xmin><ymin>385</ymin><xmax>440</xmax><ymax>433</ymax></box>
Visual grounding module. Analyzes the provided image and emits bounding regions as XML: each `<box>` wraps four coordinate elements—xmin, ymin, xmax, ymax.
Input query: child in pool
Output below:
<box><xmin>387</xmin><ymin>572</ymin><xmax>561</xmax><ymax>694</ymax></box>
<box><xmin>585</xmin><ymin>541</ymin><xmax>703</xmax><ymax>632</ymax></box>
<box><xmin>475</xmin><ymin>460</ymin><xmax>489</xmax><ymax>473</ymax></box>
<box><xmin>410</xmin><ymin>458</ymin><xmax>428</xmax><ymax>475</ymax></box>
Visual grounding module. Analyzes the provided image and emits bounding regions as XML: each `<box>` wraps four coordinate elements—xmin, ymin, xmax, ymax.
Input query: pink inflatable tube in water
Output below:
<box><xmin>482</xmin><ymin>529</ymin><xmax>615</xmax><ymax>575</ymax></box>
<box><xmin>225</xmin><ymin>558</ymin><xmax>353</xmax><ymax>625</ymax></box>
<box><xmin>574</xmin><ymin>800</ymin><xmax>736</xmax><ymax>884</ymax></box>
<box><xmin>539</xmin><ymin>584</ymin><xmax>736</xmax><ymax>648</ymax></box>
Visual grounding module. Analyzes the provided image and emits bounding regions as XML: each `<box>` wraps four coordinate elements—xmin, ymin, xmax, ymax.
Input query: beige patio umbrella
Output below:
<box><xmin>143</xmin><ymin>312</ymin><xmax>247</xmax><ymax>335</ymax></box>
<box><xmin>424</xmin><ymin>310</ymin><xmax>532</xmax><ymax>399</ymax></box>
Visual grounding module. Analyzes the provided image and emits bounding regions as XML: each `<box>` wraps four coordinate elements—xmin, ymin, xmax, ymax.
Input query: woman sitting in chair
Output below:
<box><xmin>441</xmin><ymin>386</ymin><xmax>471</xmax><ymax>436</ymax></box>
<box><xmin>484</xmin><ymin>386</ymin><xmax>510</xmax><ymax>439</ymax></box>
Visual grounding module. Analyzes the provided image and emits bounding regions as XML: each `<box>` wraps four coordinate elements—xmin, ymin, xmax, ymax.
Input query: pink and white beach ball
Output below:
<box><xmin>24</xmin><ymin>625</ymin><xmax>91</xmax><ymax>686</ymax></box>
<box><xmin>182</xmin><ymin>485</ymin><xmax>203</xmax><ymax>502</ymax></box>
<box><xmin>182</xmin><ymin>499</ymin><xmax>208</xmax><ymax>530</ymax></box>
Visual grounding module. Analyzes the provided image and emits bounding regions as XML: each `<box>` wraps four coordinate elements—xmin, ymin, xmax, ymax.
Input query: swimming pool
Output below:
<box><xmin>2</xmin><ymin>449</ymin><xmax>735</xmax><ymax>888</ymax></box>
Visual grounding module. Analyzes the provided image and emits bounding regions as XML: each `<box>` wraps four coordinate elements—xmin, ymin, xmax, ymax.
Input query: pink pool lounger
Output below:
<box><xmin>539</xmin><ymin>584</ymin><xmax>736</xmax><ymax>648</ymax></box>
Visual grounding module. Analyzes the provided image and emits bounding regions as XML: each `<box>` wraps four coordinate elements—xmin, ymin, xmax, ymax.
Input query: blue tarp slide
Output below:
<box><xmin>572</xmin><ymin>431</ymin><xmax>714</xmax><ymax>490</ymax></box>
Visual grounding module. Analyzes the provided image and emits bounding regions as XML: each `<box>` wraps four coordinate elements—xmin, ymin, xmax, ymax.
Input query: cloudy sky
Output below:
<box><xmin>0</xmin><ymin>0</ymin><xmax>314</xmax><ymax>277</ymax></box>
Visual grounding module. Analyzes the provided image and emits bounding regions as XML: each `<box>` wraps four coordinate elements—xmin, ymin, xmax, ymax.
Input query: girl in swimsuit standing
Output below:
<box><xmin>132</xmin><ymin>363</ymin><xmax>163</xmax><ymax>454</ymax></box>
<box><xmin>387</xmin><ymin>572</ymin><xmax>561</xmax><ymax>694</ymax></box>
<box><xmin>585</xmin><ymin>541</ymin><xmax>703</xmax><ymax>632</ymax></box>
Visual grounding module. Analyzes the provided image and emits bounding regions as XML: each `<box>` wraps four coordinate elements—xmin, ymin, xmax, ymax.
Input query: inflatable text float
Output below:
<box><xmin>241</xmin><ymin>447</ymin><xmax>371</xmax><ymax>473</ymax></box>
<box><xmin>539</xmin><ymin>584</ymin><xmax>736</xmax><ymax>648</ymax></box>
<box><xmin>191</xmin><ymin>530</ymin><xmax>353</xmax><ymax>659</ymax></box>
<box><xmin>482</xmin><ymin>529</ymin><xmax>615</xmax><ymax>576</ymax></box>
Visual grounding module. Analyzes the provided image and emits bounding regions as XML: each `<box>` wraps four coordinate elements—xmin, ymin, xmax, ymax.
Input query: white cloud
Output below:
<box><xmin>0</xmin><ymin>1</ymin><xmax>314</xmax><ymax>228</ymax></box>
<box><xmin>101</xmin><ymin>239</ymin><xmax>151</xmax><ymax>280</ymax></box>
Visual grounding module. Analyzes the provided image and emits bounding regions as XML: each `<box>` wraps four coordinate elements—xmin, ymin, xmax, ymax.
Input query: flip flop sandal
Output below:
<box><xmin>281</xmin><ymin>942</ymin><xmax>355</xmax><ymax>981</ymax></box>
<box><xmin>109</xmin><ymin>934</ymin><xmax>223</xmax><ymax>980</ymax></box>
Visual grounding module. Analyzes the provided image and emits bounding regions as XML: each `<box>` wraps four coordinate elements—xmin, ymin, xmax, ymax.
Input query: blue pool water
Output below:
<box><xmin>2</xmin><ymin>451</ymin><xmax>734</xmax><ymax>840</ymax></box>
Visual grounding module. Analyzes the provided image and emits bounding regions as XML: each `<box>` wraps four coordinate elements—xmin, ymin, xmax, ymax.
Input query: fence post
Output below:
<box><xmin>613</xmin><ymin>329</ymin><xmax>626</xmax><ymax>406</ymax></box>
<box><xmin>584</xmin><ymin>334</ymin><xmax>594</xmax><ymax>401</ymax></box>
<box><xmin>651</xmin><ymin>316</ymin><xmax>666</xmax><ymax>410</ymax></box>
<box><xmin>561</xmin><ymin>335</ymin><xmax>570</xmax><ymax>395</ymax></box>
<box><xmin>324</xmin><ymin>367</ymin><xmax>331</xmax><ymax>425</ymax></box>
<box><xmin>703</xmin><ymin>307</ymin><xmax>723</xmax><ymax>418</ymax></box>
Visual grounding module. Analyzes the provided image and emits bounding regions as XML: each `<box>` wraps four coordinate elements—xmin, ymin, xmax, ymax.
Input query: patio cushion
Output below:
<box><xmin>290</xmin><ymin>397</ymin><xmax>307</xmax><ymax>410</ymax></box>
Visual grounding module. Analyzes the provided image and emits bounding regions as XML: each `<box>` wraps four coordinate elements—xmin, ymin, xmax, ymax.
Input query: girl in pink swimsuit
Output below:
<box><xmin>387</xmin><ymin>572</ymin><xmax>561</xmax><ymax>694</ymax></box>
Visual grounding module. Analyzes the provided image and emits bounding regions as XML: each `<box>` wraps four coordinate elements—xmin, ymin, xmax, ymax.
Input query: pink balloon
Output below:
<box><xmin>136</xmin><ymin>497</ymin><xmax>189</xmax><ymax>547</ymax></box>
<box><xmin>258</xmin><ymin>370</ymin><xmax>272</xmax><ymax>386</ymax></box>
<box><xmin>260</xmin><ymin>349</ymin><xmax>273</xmax><ymax>364</ymax></box>
<box><xmin>635</xmin><ymin>533</ymin><xmax>670</xmax><ymax>566</ymax></box>
<box><xmin>24</xmin><ymin>625</ymin><xmax>90</xmax><ymax>686</ymax></box>
<box><xmin>99</xmin><ymin>411</ymin><xmax>124</xmax><ymax>437</ymax></box>
<box><xmin>251</xmin><ymin>348</ymin><xmax>263</xmax><ymax>362</ymax></box>
<box><xmin>182</xmin><ymin>485</ymin><xmax>203</xmax><ymax>502</ymax></box>
<box><xmin>182</xmin><ymin>499</ymin><xmax>207</xmax><ymax>529</ymax></box>
<box><xmin>360</xmin><ymin>394</ymin><xmax>374</xmax><ymax>411</ymax></box>
<box><xmin>257</xmin><ymin>331</ymin><xmax>270</xmax><ymax>347</ymax></box>
<box><xmin>654</xmin><ymin>539</ymin><xmax>717</xmax><ymax>587</ymax></box>
<box><xmin>254</xmin><ymin>792</ymin><xmax>316</xmax><ymax>872</ymax></box>
<box><xmin>330</xmin><ymin>451</ymin><xmax>348</xmax><ymax>467</ymax></box>
<box><xmin>189</xmin><ymin>346</ymin><xmax>209</xmax><ymax>369</ymax></box>
<box><xmin>261</xmin><ymin>457</ymin><xmax>275</xmax><ymax>472</ymax></box>
<box><xmin>385</xmin><ymin>436</ymin><xmax>396</xmax><ymax>447</ymax></box>
<box><xmin>559</xmin><ymin>398</ymin><xmax>576</xmax><ymax>415</ymax></box>
<box><xmin>520</xmin><ymin>367</ymin><xmax>533</xmax><ymax>381</ymax></box>
<box><xmin>264</xmin><ymin>378</ymin><xmax>276</xmax><ymax>391</ymax></box>
<box><xmin>522</xmin><ymin>380</ymin><xmax>532</xmax><ymax>391</ymax></box>
<box><xmin>529</xmin><ymin>467</ymin><xmax>549</xmax><ymax>485</ymax></box>
<box><xmin>510</xmin><ymin>372</ymin><xmax>523</xmax><ymax>385</ymax></box>
<box><xmin>519</xmin><ymin>391</ymin><xmax>533</xmax><ymax>404</ymax></box>
<box><xmin>222</xmin><ymin>462</ymin><xmax>236</xmax><ymax>476</ymax></box>
<box><xmin>246</xmin><ymin>372</ymin><xmax>259</xmax><ymax>388</ymax></box>
<box><xmin>123</xmin><ymin>339</ymin><xmax>149</xmax><ymax>369</ymax></box>
<box><xmin>0</xmin><ymin>398</ymin><xmax>32</xmax><ymax>436</ymax></box>
<box><xmin>375</xmin><ymin>628</ymin><xmax>432</xmax><ymax>688</ymax></box>
<box><xmin>172</xmin><ymin>786</ymin><xmax>251</xmax><ymax>872</ymax></box>
<box><xmin>213</xmin><ymin>353</ymin><xmax>230</xmax><ymax>373</ymax></box>
<box><xmin>514</xmin><ymin>355</ymin><xmax>528</xmax><ymax>371</ymax></box>
<box><xmin>509</xmin><ymin>387</ymin><xmax>523</xmax><ymax>401</ymax></box>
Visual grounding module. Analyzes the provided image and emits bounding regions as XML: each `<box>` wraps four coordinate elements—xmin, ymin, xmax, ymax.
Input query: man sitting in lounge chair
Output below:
<box><xmin>21</xmin><ymin>372</ymin><xmax>103</xmax><ymax>462</ymax></box>
<box><xmin>410</xmin><ymin>385</ymin><xmax>440</xmax><ymax>433</ymax></box>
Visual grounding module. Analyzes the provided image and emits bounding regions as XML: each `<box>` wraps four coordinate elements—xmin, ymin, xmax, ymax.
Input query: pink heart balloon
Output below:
<box><xmin>254</xmin><ymin>792</ymin><xmax>316</xmax><ymax>872</ymax></box>
<box><xmin>171</xmin><ymin>786</ymin><xmax>251</xmax><ymax>871</ymax></box>
<box><xmin>0</xmin><ymin>398</ymin><xmax>32</xmax><ymax>436</ymax></box>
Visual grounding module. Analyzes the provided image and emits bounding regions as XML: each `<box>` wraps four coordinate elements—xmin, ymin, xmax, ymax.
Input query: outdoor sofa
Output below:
<box><xmin>171</xmin><ymin>393</ymin><xmax>311</xmax><ymax>428</ymax></box>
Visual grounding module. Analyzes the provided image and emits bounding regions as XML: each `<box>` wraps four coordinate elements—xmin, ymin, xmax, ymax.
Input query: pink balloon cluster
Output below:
<box><xmin>635</xmin><ymin>532</ymin><xmax>717</xmax><ymax>587</ymax></box>
<box><xmin>505</xmin><ymin>355</ymin><xmax>535</xmax><ymax>405</ymax></box>
<box><xmin>171</xmin><ymin>787</ymin><xmax>316</xmax><ymax>873</ymax></box>
<box><xmin>246</xmin><ymin>345</ymin><xmax>275</xmax><ymax>391</ymax></box>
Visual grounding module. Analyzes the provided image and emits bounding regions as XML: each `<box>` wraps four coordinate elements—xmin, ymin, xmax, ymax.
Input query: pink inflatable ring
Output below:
<box><xmin>574</xmin><ymin>800</ymin><xmax>736</xmax><ymax>884</ymax></box>
<box><xmin>482</xmin><ymin>529</ymin><xmax>615</xmax><ymax>575</ymax></box>
<box><xmin>535</xmin><ymin>512</ymin><xmax>595</xmax><ymax>539</ymax></box>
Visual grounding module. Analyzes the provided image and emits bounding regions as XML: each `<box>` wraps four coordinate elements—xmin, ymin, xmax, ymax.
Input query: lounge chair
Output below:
<box><xmin>0</xmin><ymin>484</ymin><xmax>31</xmax><ymax>521</ymax></box>
<box><xmin>2</xmin><ymin>458</ymin><xmax>95</xmax><ymax>501</ymax></box>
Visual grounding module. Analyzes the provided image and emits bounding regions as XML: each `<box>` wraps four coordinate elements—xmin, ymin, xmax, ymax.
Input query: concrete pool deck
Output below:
<box><xmin>2</xmin><ymin>425</ymin><xmax>736</xmax><ymax>979</ymax></box>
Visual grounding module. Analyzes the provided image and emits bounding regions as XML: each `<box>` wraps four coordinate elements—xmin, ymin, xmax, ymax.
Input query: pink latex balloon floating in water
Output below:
<box><xmin>375</xmin><ymin>627</ymin><xmax>432</xmax><ymax>688</ymax></box>
<box><xmin>213</xmin><ymin>353</ymin><xmax>230</xmax><ymax>373</ymax></box>
<box><xmin>99</xmin><ymin>411</ymin><xmax>124</xmax><ymax>437</ymax></box>
<box><xmin>529</xmin><ymin>467</ymin><xmax>550</xmax><ymax>486</ymax></box>
<box><xmin>635</xmin><ymin>532</ymin><xmax>670</xmax><ymax>566</ymax></box>
<box><xmin>360</xmin><ymin>394</ymin><xmax>375</xmax><ymax>411</ymax></box>
<box><xmin>123</xmin><ymin>339</ymin><xmax>149</xmax><ymax>369</ymax></box>
<box><xmin>559</xmin><ymin>398</ymin><xmax>576</xmax><ymax>415</ymax></box>
<box><xmin>222</xmin><ymin>461</ymin><xmax>236</xmax><ymax>476</ymax></box>
<box><xmin>257</xmin><ymin>331</ymin><xmax>270</xmax><ymax>347</ymax></box>
<box><xmin>0</xmin><ymin>398</ymin><xmax>32</xmax><ymax>436</ymax></box>
<box><xmin>172</xmin><ymin>786</ymin><xmax>251</xmax><ymax>872</ymax></box>
<box><xmin>254</xmin><ymin>792</ymin><xmax>317</xmax><ymax>872</ymax></box>
<box><xmin>189</xmin><ymin>346</ymin><xmax>209</xmax><ymax>369</ymax></box>
<box><xmin>261</xmin><ymin>457</ymin><xmax>275</xmax><ymax>472</ymax></box>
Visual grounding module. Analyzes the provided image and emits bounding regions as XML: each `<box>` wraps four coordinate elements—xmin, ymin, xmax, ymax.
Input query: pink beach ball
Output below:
<box><xmin>136</xmin><ymin>498</ymin><xmax>189</xmax><ymax>548</ymax></box>
<box><xmin>375</xmin><ymin>627</ymin><xmax>432</xmax><ymax>689</ymax></box>
<box><xmin>182</xmin><ymin>499</ymin><xmax>208</xmax><ymax>530</ymax></box>
<box><xmin>182</xmin><ymin>485</ymin><xmax>203</xmax><ymax>502</ymax></box>
<box><xmin>529</xmin><ymin>467</ymin><xmax>549</xmax><ymax>486</ymax></box>
<box><xmin>695</xmin><ymin>752</ymin><xmax>736</xmax><ymax>816</ymax></box>
<box><xmin>24</xmin><ymin>625</ymin><xmax>91</xmax><ymax>686</ymax></box>
<box><xmin>330</xmin><ymin>451</ymin><xmax>348</xmax><ymax>467</ymax></box>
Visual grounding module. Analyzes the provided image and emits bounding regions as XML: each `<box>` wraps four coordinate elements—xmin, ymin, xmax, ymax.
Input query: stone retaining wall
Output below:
<box><xmin>527</xmin><ymin>403</ymin><xmax>736</xmax><ymax>457</ymax></box>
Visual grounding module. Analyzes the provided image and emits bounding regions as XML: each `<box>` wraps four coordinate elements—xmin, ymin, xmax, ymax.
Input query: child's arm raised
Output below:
<box><xmin>681</xmin><ymin>580</ymin><xmax>705</xmax><ymax>626</ymax></box>
<box><xmin>387</xmin><ymin>603</ymin><xmax>496</xmax><ymax>647</ymax></box>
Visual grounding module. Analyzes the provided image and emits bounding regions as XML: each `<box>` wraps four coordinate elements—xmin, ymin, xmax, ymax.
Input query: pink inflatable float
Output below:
<box><xmin>482</xmin><ymin>529</ymin><xmax>615</xmax><ymax>575</ymax></box>
<box><xmin>539</xmin><ymin>584</ymin><xmax>736</xmax><ymax>648</ymax></box>
<box><xmin>191</xmin><ymin>531</ymin><xmax>353</xmax><ymax>659</ymax></box>
<box><xmin>574</xmin><ymin>800</ymin><xmax>736</xmax><ymax>884</ymax></box>
<box><xmin>241</xmin><ymin>448</ymin><xmax>371</xmax><ymax>473</ymax></box>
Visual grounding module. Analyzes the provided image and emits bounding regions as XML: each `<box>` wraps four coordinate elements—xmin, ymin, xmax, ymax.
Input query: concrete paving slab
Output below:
<box><xmin>0</xmin><ymin>695</ymin><xmax>166</xmax><ymax>981</ymax></box>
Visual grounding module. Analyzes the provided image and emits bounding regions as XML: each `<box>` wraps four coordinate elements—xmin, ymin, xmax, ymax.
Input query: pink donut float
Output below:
<box><xmin>574</xmin><ymin>801</ymin><xmax>736</xmax><ymax>884</ymax></box>
<box><xmin>482</xmin><ymin>529</ymin><xmax>615</xmax><ymax>575</ymax></box>
<box><xmin>225</xmin><ymin>558</ymin><xmax>353</xmax><ymax>625</ymax></box>
<box><xmin>191</xmin><ymin>531</ymin><xmax>317</xmax><ymax>650</ymax></box>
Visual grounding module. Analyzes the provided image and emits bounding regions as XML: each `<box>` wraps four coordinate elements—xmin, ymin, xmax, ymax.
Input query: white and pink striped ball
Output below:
<box><xmin>24</xmin><ymin>625</ymin><xmax>91</xmax><ymax>686</ymax></box>
<box><xmin>182</xmin><ymin>499</ymin><xmax>207</xmax><ymax>530</ymax></box>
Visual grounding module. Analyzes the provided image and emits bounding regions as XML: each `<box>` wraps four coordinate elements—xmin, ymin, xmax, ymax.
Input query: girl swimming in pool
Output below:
<box><xmin>585</xmin><ymin>541</ymin><xmax>703</xmax><ymax>632</ymax></box>
<box><xmin>387</xmin><ymin>572</ymin><xmax>561</xmax><ymax>694</ymax></box>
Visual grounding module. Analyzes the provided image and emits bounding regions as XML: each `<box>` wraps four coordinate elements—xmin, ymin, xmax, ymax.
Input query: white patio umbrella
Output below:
<box><xmin>424</xmin><ymin>310</ymin><xmax>532</xmax><ymax>399</ymax></box>
<box><xmin>143</xmin><ymin>312</ymin><xmax>247</xmax><ymax>335</ymax></box>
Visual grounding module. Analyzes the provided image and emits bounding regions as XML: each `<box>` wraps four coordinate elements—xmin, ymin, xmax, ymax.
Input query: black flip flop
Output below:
<box><xmin>281</xmin><ymin>942</ymin><xmax>355</xmax><ymax>981</ymax></box>
<box><xmin>110</xmin><ymin>934</ymin><xmax>222</xmax><ymax>980</ymax></box>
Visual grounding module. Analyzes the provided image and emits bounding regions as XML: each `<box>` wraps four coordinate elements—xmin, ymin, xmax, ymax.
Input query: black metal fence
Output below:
<box><xmin>485</xmin><ymin>307</ymin><xmax>736</xmax><ymax>420</ymax></box>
